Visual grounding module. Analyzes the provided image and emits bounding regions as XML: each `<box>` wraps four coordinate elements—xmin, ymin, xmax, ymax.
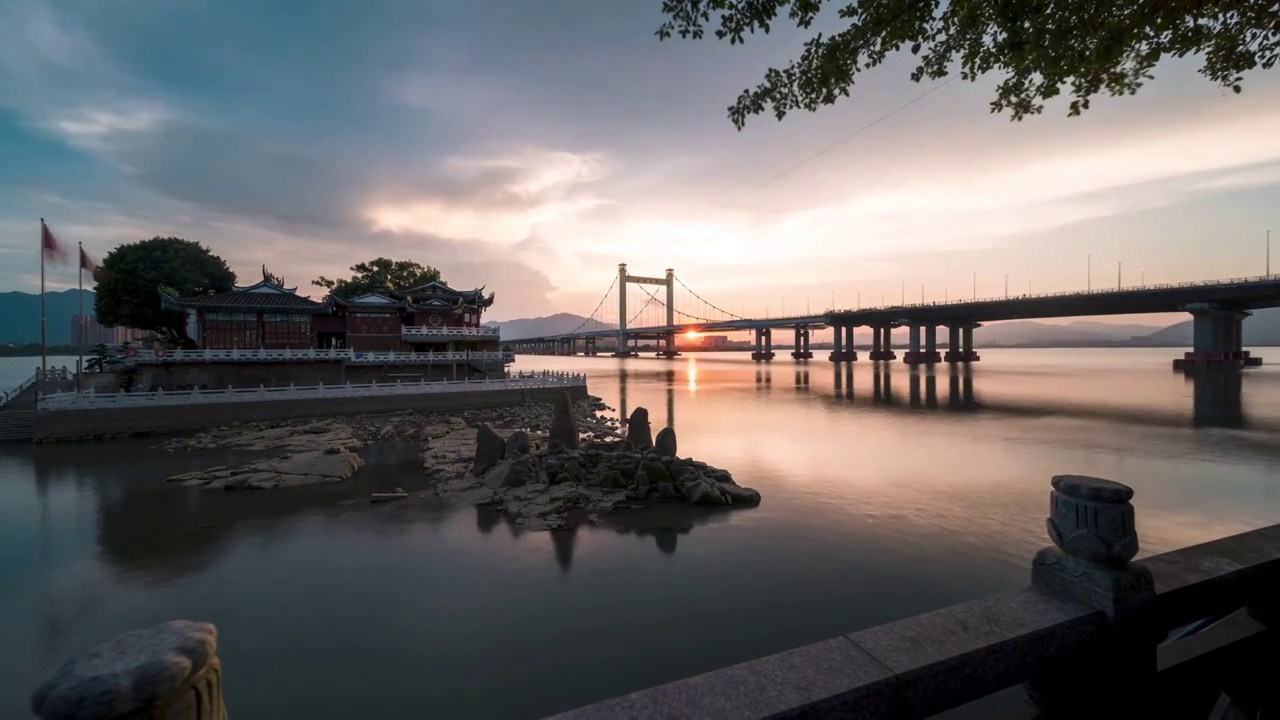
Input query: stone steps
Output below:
<box><xmin>0</xmin><ymin>410</ymin><xmax>35</xmax><ymax>442</ymax></box>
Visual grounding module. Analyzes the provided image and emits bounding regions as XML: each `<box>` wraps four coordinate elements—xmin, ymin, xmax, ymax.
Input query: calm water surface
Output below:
<box><xmin>3</xmin><ymin>349</ymin><xmax>1280</xmax><ymax>718</ymax></box>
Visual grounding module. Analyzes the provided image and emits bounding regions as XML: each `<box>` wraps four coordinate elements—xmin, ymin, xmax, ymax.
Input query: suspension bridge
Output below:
<box><xmin>503</xmin><ymin>264</ymin><xmax>1280</xmax><ymax>369</ymax></box>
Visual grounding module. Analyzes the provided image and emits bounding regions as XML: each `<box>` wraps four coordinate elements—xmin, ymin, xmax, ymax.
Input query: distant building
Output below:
<box><xmin>700</xmin><ymin>335</ymin><xmax>730</xmax><ymax>350</ymax></box>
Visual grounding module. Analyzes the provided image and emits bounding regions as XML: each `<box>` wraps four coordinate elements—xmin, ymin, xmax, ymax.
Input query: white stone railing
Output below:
<box><xmin>402</xmin><ymin>325</ymin><xmax>499</xmax><ymax>338</ymax></box>
<box><xmin>37</xmin><ymin>370</ymin><xmax>585</xmax><ymax>411</ymax></box>
<box><xmin>123</xmin><ymin>348</ymin><xmax>514</xmax><ymax>364</ymax></box>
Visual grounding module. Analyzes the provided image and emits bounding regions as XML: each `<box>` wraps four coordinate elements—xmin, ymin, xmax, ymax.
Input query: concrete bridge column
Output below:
<box><xmin>905</xmin><ymin>324</ymin><xmax>924</xmax><ymax>364</ymax></box>
<box><xmin>657</xmin><ymin>331</ymin><xmax>680</xmax><ymax>358</ymax></box>
<box><xmin>961</xmin><ymin>325</ymin><xmax>980</xmax><ymax>362</ymax></box>
<box><xmin>844</xmin><ymin>326</ymin><xmax>857</xmax><ymax>361</ymax></box>
<box><xmin>871</xmin><ymin>326</ymin><xmax>882</xmax><ymax>357</ymax></box>
<box><xmin>828</xmin><ymin>324</ymin><xmax>844</xmax><ymax>362</ymax></box>
<box><xmin>793</xmin><ymin>327</ymin><xmax>814</xmax><ymax>360</ymax></box>
<box><xmin>752</xmin><ymin>328</ymin><xmax>774</xmax><ymax>361</ymax></box>
<box><xmin>874</xmin><ymin>325</ymin><xmax>897</xmax><ymax>361</ymax></box>
<box><xmin>945</xmin><ymin>325</ymin><xmax>962</xmax><ymax>362</ymax></box>
<box><xmin>1177</xmin><ymin>306</ymin><xmax>1257</xmax><ymax>370</ymax></box>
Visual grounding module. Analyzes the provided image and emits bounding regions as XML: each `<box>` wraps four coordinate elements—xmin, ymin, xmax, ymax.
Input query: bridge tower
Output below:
<box><xmin>613</xmin><ymin>263</ymin><xmax>678</xmax><ymax>358</ymax></box>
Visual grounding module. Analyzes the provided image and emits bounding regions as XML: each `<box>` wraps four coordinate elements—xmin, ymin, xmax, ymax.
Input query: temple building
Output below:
<box><xmin>160</xmin><ymin>271</ymin><xmax>499</xmax><ymax>354</ymax></box>
<box><xmin>161</xmin><ymin>276</ymin><xmax>331</xmax><ymax>349</ymax></box>
<box><xmin>326</xmin><ymin>281</ymin><xmax>497</xmax><ymax>352</ymax></box>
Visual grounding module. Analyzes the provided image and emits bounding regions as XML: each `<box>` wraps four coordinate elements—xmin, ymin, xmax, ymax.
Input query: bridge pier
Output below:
<box><xmin>751</xmin><ymin>328</ymin><xmax>774</xmax><ymax>361</ymax></box>
<box><xmin>827</xmin><ymin>324</ymin><xmax>855</xmax><ymax>362</ymax></box>
<box><xmin>944</xmin><ymin>324</ymin><xmax>982</xmax><ymax>363</ymax></box>
<box><xmin>1174</xmin><ymin>306</ymin><xmax>1259</xmax><ymax>370</ymax></box>
<box><xmin>870</xmin><ymin>325</ymin><xmax>897</xmax><ymax>361</ymax></box>
<box><xmin>792</xmin><ymin>327</ymin><xmax>814</xmax><ymax>360</ymax></box>
<box><xmin>656</xmin><ymin>331</ymin><xmax>681</xmax><ymax>358</ymax></box>
<box><xmin>904</xmin><ymin>324</ymin><xmax>942</xmax><ymax>364</ymax></box>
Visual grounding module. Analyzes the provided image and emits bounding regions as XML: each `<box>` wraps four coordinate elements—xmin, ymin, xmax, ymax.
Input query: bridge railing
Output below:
<box><xmin>548</xmin><ymin>475</ymin><xmax>1280</xmax><ymax>719</ymax></box>
<box><xmin>830</xmin><ymin>272</ymin><xmax>1280</xmax><ymax>315</ymax></box>
<box><xmin>36</xmin><ymin>370</ymin><xmax>584</xmax><ymax>411</ymax></box>
<box><xmin>122</xmin><ymin>348</ymin><xmax>515</xmax><ymax>365</ymax></box>
<box><xmin>1</xmin><ymin>369</ymin><xmax>40</xmax><ymax>409</ymax></box>
<box><xmin>402</xmin><ymin>325</ymin><xmax>500</xmax><ymax>339</ymax></box>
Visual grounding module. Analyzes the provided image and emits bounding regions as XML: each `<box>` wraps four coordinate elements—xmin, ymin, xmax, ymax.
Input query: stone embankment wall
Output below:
<box><xmin>34</xmin><ymin>385</ymin><xmax>588</xmax><ymax>442</ymax></box>
<box><xmin>124</xmin><ymin>361</ymin><xmax>497</xmax><ymax>391</ymax></box>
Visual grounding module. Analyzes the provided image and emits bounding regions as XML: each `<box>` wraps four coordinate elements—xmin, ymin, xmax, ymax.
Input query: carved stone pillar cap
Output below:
<box><xmin>1051</xmin><ymin>475</ymin><xmax>1134</xmax><ymax>504</ymax></box>
<box><xmin>32</xmin><ymin>620</ymin><xmax>217</xmax><ymax>720</ymax></box>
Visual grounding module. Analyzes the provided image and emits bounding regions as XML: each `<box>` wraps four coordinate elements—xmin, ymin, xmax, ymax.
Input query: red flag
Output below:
<box><xmin>42</xmin><ymin>221</ymin><xmax>68</xmax><ymax>264</ymax></box>
<box><xmin>79</xmin><ymin>245</ymin><xmax>98</xmax><ymax>273</ymax></box>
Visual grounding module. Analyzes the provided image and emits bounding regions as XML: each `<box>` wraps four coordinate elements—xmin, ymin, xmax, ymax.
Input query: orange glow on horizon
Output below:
<box><xmin>685</xmin><ymin>330</ymin><xmax>701</xmax><ymax>338</ymax></box>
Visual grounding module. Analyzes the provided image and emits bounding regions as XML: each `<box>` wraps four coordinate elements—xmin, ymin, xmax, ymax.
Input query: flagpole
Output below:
<box><xmin>77</xmin><ymin>242</ymin><xmax>84</xmax><ymax>393</ymax></box>
<box><xmin>40</xmin><ymin>218</ymin><xmax>47</xmax><ymax>398</ymax></box>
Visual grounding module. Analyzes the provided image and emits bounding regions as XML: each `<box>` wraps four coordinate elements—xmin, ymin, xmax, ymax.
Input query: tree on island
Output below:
<box><xmin>313</xmin><ymin>258</ymin><xmax>442</xmax><ymax>299</ymax></box>
<box><xmin>656</xmin><ymin>0</ymin><xmax>1278</xmax><ymax>128</ymax></box>
<box><xmin>95</xmin><ymin>237</ymin><xmax>236</xmax><ymax>340</ymax></box>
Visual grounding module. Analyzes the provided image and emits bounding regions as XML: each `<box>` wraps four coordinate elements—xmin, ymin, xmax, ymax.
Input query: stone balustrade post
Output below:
<box><xmin>1025</xmin><ymin>475</ymin><xmax>1158</xmax><ymax>715</ymax></box>
<box><xmin>32</xmin><ymin>620</ymin><xmax>225</xmax><ymax>720</ymax></box>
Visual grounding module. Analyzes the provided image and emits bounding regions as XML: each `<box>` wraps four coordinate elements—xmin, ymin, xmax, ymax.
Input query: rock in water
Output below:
<box><xmin>474</xmin><ymin>423</ymin><xmax>506</xmax><ymax>474</ymax></box>
<box><xmin>549</xmin><ymin>392</ymin><xmax>580</xmax><ymax>450</ymax></box>
<box><xmin>719</xmin><ymin>483</ymin><xmax>762</xmax><ymax>506</ymax></box>
<box><xmin>654</xmin><ymin>427</ymin><xmax>677</xmax><ymax>457</ymax></box>
<box><xmin>505</xmin><ymin>429</ymin><xmax>531</xmax><ymax>457</ymax></box>
<box><xmin>627</xmin><ymin>407</ymin><xmax>653</xmax><ymax>449</ymax></box>
<box><xmin>685</xmin><ymin>480</ymin><xmax>726</xmax><ymax>505</ymax></box>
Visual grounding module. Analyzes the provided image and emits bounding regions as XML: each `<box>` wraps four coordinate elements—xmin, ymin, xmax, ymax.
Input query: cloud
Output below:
<box><xmin>368</xmin><ymin>147</ymin><xmax>613</xmax><ymax>242</ymax></box>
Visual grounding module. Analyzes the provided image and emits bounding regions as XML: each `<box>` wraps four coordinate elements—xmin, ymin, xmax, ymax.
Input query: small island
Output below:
<box><xmin>161</xmin><ymin>392</ymin><xmax>761</xmax><ymax>532</ymax></box>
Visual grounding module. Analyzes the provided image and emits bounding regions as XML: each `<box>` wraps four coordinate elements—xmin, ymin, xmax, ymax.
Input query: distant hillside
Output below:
<box><xmin>0</xmin><ymin>289</ymin><xmax>96</xmax><ymax>345</ymax></box>
<box><xmin>488</xmin><ymin>313</ymin><xmax>616</xmax><ymax>340</ymax></box>
<box><xmin>1139</xmin><ymin>307</ymin><xmax>1280</xmax><ymax>346</ymax></box>
<box><xmin>975</xmin><ymin>319</ymin><xmax>1163</xmax><ymax>347</ymax></box>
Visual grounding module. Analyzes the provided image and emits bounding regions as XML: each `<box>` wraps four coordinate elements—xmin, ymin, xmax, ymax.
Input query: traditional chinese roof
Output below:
<box><xmin>393</xmin><ymin>281</ymin><xmax>494</xmax><ymax>310</ymax></box>
<box><xmin>329</xmin><ymin>291</ymin><xmax>403</xmax><ymax>310</ymax></box>
<box><xmin>160</xmin><ymin>278</ymin><xmax>330</xmax><ymax>314</ymax></box>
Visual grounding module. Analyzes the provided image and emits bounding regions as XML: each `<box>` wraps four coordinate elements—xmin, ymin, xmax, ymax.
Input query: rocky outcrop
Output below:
<box><xmin>166</xmin><ymin>448</ymin><xmax>364</xmax><ymax>490</ymax></box>
<box><xmin>654</xmin><ymin>427</ymin><xmax>677</xmax><ymax>457</ymax></box>
<box><xmin>548</xmin><ymin>392</ymin><xmax>580</xmax><ymax>450</ymax></box>
<box><xmin>626</xmin><ymin>407</ymin><xmax>652</xmax><ymax>449</ymax></box>
<box><xmin>426</xmin><ymin>406</ymin><xmax>759</xmax><ymax>531</ymax></box>
<box><xmin>473</xmin><ymin>423</ymin><xmax>506</xmax><ymax>474</ymax></box>
<box><xmin>505</xmin><ymin>430</ymin><xmax>531</xmax><ymax>457</ymax></box>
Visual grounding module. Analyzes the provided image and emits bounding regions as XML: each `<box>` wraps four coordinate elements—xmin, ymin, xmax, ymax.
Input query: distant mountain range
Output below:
<box><xmin>491</xmin><ymin>309</ymin><xmax>1280</xmax><ymax>347</ymax></box>
<box><xmin>0</xmin><ymin>289</ymin><xmax>96</xmax><ymax>346</ymax></box>
<box><xmin>487</xmin><ymin>313</ymin><xmax>616</xmax><ymax>340</ymax></box>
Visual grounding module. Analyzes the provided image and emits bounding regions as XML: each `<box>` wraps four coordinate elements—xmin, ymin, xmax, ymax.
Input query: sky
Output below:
<box><xmin>1</xmin><ymin>0</ymin><xmax>1278</xmax><ymax>323</ymax></box>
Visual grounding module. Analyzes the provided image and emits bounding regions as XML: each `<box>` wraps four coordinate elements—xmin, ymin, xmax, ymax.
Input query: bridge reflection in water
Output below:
<box><xmin>753</xmin><ymin>364</ymin><xmax>1249</xmax><ymax>430</ymax></box>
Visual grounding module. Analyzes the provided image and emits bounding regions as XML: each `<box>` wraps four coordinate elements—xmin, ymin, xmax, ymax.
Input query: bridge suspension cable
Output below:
<box><xmin>634</xmin><ymin>284</ymin><xmax>726</xmax><ymax>325</ymax></box>
<box><xmin>671</xmin><ymin>275</ymin><xmax>744</xmax><ymax>320</ymax></box>
<box><xmin>566</xmin><ymin>275</ymin><xmax>619</xmax><ymax>335</ymax></box>
<box><xmin>628</xmin><ymin>286</ymin><xmax>659</xmax><ymax>326</ymax></box>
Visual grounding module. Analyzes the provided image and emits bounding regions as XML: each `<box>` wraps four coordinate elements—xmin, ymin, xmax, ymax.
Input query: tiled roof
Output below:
<box><xmin>164</xmin><ymin>290</ymin><xmax>329</xmax><ymax>313</ymax></box>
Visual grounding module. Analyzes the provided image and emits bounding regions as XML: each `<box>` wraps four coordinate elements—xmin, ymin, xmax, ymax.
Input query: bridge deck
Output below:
<box><xmin>506</xmin><ymin>275</ymin><xmax>1280</xmax><ymax>344</ymax></box>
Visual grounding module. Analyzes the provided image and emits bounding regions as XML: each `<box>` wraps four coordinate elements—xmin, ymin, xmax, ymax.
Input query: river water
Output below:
<box><xmin>2</xmin><ymin>349</ymin><xmax>1279</xmax><ymax>718</ymax></box>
